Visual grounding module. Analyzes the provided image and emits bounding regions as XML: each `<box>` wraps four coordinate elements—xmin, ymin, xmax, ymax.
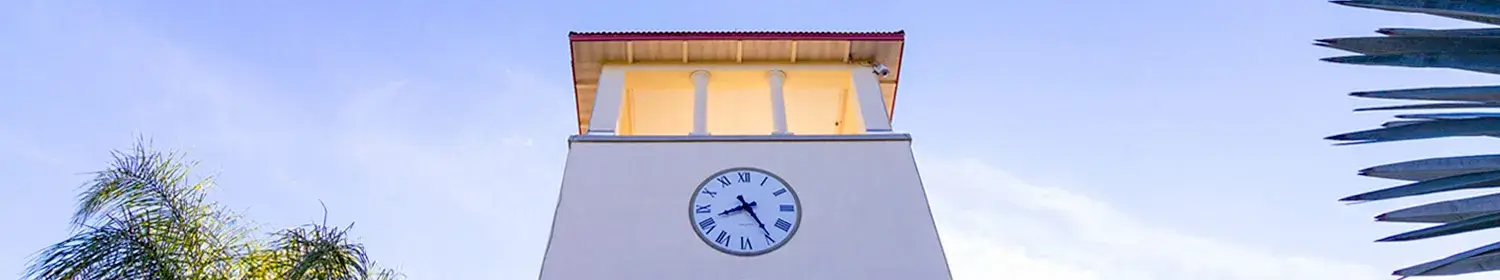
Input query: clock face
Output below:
<box><xmin>689</xmin><ymin>168</ymin><xmax>801</xmax><ymax>256</ymax></box>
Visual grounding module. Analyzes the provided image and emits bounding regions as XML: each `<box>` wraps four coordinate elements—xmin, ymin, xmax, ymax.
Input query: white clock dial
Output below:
<box><xmin>689</xmin><ymin>168</ymin><xmax>801</xmax><ymax>256</ymax></box>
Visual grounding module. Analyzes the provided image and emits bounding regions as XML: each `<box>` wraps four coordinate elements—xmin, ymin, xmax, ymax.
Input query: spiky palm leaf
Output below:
<box><xmin>258</xmin><ymin>204</ymin><xmax>402</xmax><ymax>280</ymax></box>
<box><xmin>27</xmin><ymin>141</ymin><xmax>246</xmax><ymax>280</ymax></box>
<box><xmin>1320</xmin><ymin>0</ymin><xmax>1500</xmax><ymax>277</ymax></box>
<box><xmin>25</xmin><ymin>139</ymin><xmax>400</xmax><ymax>280</ymax></box>
<box><xmin>364</xmin><ymin>268</ymin><xmax>405</xmax><ymax>280</ymax></box>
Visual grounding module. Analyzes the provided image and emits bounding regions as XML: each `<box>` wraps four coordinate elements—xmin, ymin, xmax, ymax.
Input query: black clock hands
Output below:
<box><xmin>736</xmin><ymin>195</ymin><xmax>772</xmax><ymax>236</ymax></box>
<box><xmin>716</xmin><ymin>201</ymin><xmax>757</xmax><ymax>216</ymax></box>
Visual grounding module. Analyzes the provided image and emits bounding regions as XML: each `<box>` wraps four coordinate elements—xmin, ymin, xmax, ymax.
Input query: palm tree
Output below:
<box><xmin>1318</xmin><ymin>1</ymin><xmax>1500</xmax><ymax>277</ymax></box>
<box><xmin>25</xmin><ymin>139</ymin><xmax>402</xmax><ymax>280</ymax></box>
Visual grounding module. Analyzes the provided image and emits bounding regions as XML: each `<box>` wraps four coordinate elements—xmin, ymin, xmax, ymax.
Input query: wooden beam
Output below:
<box><xmin>736</xmin><ymin>41</ymin><xmax>744</xmax><ymax>63</ymax></box>
<box><xmin>789</xmin><ymin>41</ymin><xmax>798</xmax><ymax>63</ymax></box>
<box><xmin>682</xmin><ymin>41</ymin><xmax>689</xmax><ymax>63</ymax></box>
<box><xmin>841</xmin><ymin>41</ymin><xmax>852</xmax><ymax>63</ymax></box>
<box><xmin>626</xmin><ymin>42</ymin><xmax>634</xmax><ymax>64</ymax></box>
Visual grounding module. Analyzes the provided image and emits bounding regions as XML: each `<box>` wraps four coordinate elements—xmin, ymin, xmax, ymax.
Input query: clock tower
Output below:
<box><xmin>539</xmin><ymin>31</ymin><xmax>952</xmax><ymax>280</ymax></box>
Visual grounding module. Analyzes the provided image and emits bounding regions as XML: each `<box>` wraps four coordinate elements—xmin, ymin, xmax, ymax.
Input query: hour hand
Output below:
<box><xmin>717</xmin><ymin>201</ymin><xmax>756</xmax><ymax>216</ymax></box>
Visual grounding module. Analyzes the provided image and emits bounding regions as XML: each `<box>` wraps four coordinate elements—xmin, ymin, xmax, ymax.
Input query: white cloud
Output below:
<box><xmin>918</xmin><ymin>155</ymin><xmax>1393</xmax><ymax>280</ymax></box>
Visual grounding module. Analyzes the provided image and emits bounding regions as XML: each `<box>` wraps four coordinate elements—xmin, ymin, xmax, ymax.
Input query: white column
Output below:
<box><xmin>691</xmin><ymin>70</ymin><xmax>711</xmax><ymax>136</ymax></box>
<box><xmin>587</xmin><ymin>67</ymin><xmax>626</xmax><ymax>135</ymax></box>
<box><xmin>768</xmin><ymin>70</ymin><xmax>790</xmax><ymax>135</ymax></box>
<box><xmin>851</xmin><ymin>66</ymin><xmax>892</xmax><ymax>132</ymax></box>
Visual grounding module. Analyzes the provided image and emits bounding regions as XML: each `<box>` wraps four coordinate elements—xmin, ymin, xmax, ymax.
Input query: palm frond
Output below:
<box><xmin>363</xmin><ymin>265</ymin><xmax>406</xmax><ymax>280</ymax></box>
<box><xmin>28</xmin><ymin>139</ymin><xmax>245</xmax><ymax>280</ymax></box>
<box><xmin>266</xmin><ymin>222</ymin><xmax>371</xmax><ymax>280</ymax></box>
<box><xmin>28</xmin><ymin>211</ymin><xmax>181</xmax><ymax>280</ymax></box>
<box><xmin>27</xmin><ymin>138</ymin><xmax>401</xmax><ymax>279</ymax></box>
<box><xmin>260</xmin><ymin>204</ymin><xmax>381</xmax><ymax>280</ymax></box>
<box><xmin>73</xmin><ymin>139</ymin><xmax>207</xmax><ymax>227</ymax></box>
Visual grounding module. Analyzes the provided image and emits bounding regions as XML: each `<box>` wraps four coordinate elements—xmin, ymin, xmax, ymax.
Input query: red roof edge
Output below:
<box><xmin>569</xmin><ymin>30</ymin><xmax>905</xmax><ymax>42</ymax></box>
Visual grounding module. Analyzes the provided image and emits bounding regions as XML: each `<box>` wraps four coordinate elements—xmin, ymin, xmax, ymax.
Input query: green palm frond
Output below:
<box><xmin>260</xmin><ymin>204</ymin><xmax>392</xmax><ymax>280</ymax></box>
<box><xmin>26</xmin><ymin>138</ymin><xmax>401</xmax><ymax>280</ymax></box>
<box><xmin>28</xmin><ymin>215</ymin><xmax>169</xmax><ymax>280</ymax></box>
<box><xmin>268</xmin><ymin>222</ymin><xmax>369</xmax><ymax>280</ymax></box>
<box><xmin>73</xmin><ymin>140</ymin><xmax>204</xmax><ymax>227</ymax></box>
<box><xmin>364</xmin><ymin>266</ymin><xmax>405</xmax><ymax>280</ymax></box>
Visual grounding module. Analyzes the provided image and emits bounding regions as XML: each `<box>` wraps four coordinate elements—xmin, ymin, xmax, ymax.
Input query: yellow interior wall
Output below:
<box><xmin>617</xmin><ymin>69</ymin><xmax>868</xmax><ymax>136</ymax></box>
<box><xmin>838</xmin><ymin>89</ymin><xmax>866</xmax><ymax>134</ymax></box>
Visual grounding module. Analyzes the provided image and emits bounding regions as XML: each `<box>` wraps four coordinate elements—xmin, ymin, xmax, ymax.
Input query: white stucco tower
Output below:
<box><xmin>539</xmin><ymin>31</ymin><xmax>951</xmax><ymax>280</ymax></box>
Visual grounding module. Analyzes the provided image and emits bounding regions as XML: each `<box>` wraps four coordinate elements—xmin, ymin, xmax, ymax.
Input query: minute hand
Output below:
<box><xmin>716</xmin><ymin>201</ymin><xmax>757</xmax><ymax>216</ymax></box>
<box><xmin>736</xmin><ymin>195</ymin><xmax>771</xmax><ymax>236</ymax></box>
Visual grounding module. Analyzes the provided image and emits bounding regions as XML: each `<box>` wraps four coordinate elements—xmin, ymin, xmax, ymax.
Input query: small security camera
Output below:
<box><xmin>871</xmin><ymin>64</ymin><xmax>890</xmax><ymax>77</ymax></box>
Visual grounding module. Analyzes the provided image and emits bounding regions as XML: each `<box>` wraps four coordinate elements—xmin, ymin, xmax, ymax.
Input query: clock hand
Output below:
<box><xmin>716</xmin><ymin>201</ymin><xmax>756</xmax><ymax>216</ymax></box>
<box><xmin>736</xmin><ymin>195</ymin><xmax>772</xmax><ymax>236</ymax></box>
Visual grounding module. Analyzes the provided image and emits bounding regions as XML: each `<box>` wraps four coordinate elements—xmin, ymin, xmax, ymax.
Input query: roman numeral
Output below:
<box><xmin>700</xmin><ymin>189</ymin><xmax>718</xmax><ymax>198</ymax></box>
<box><xmin>737</xmin><ymin>172</ymin><xmax>752</xmax><ymax>183</ymax></box>
<box><xmin>717</xmin><ymin>176</ymin><xmax>732</xmax><ymax>187</ymax></box>
<box><xmin>780</xmin><ymin>204</ymin><xmax>795</xmax><ymax>212</ymax></box>
<box><xmin>715</xmin><ymin>231</ymin><xmax>732</xmax><ymax>247</ymax></box>
<box><xmin>760</xmin><ymin>177</ymin><xmax>769</xmax><ymax>186</ymax></box>
<box><xmin>739</xmin><ymin>236</ymin><xmax>754</xmax><ymax>250</ymax></box>
<box><xmin>763</xmin><ymin>234</ymin><xmax>776</xmax><ymax>245</ymax></box>
<box><xmin>775</xmin><ymin>218</ymin><xmax>792</xmax><ymax>232</ymax></box>
<box><xmin>695</xmin><ymin>204</ymin><xmax>712</xmax><ymax>214</ymax></box>
<box><xmin>772</xmin><ymin>188</ymin><xmax>787</xmax><ymax>196</ymax></box>
<box><xmin>698</xmin><ymin>218</ymin><xmax>716</xmax><ymax>233</ymax></box>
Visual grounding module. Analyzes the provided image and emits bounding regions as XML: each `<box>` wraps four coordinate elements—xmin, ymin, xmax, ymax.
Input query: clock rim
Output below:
<box><xmin>686</xmin><ymin>167</ymin><xmax>803</xmax><ymax>257</ymax></box>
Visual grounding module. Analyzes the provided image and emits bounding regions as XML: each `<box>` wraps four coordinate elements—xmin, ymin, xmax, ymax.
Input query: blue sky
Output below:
<box><xmin>7</xmin><ymin>0</ymin><xmax>1500</xmax><ymax>279</ymax></box>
